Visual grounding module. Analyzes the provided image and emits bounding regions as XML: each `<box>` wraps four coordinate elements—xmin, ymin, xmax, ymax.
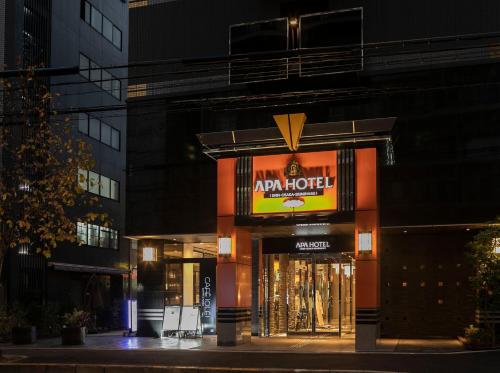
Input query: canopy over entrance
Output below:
<box><xmin>197</xmin><ymin>117</ymin><xmax>396</xmax><ymax>158</ymax></box>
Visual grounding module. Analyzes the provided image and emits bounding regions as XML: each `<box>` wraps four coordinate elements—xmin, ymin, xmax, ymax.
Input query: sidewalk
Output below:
<box><xmin>1</xmin><ymin>334</ymin><xmax>499</xmax><ymax>373</ymax></box>
<box><xmin>0</xmin><ymin>333</ymin><xmax>464</xmax><ymax>353</ymax></box>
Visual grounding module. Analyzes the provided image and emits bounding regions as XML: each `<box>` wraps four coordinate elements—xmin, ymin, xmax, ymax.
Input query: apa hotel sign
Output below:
<box><xmin>252</xmin><ymin>151</ymin><xmax>337</xmax><ymax>214</ymax></box>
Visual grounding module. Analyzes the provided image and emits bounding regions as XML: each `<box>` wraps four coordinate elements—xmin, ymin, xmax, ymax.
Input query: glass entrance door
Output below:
<box><xmin>263</xmin><ymin>253</ymin><xmax>355</xmax><ymax>337</ymax></box>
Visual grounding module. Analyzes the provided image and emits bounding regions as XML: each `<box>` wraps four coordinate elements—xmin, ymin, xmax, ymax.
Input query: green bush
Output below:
<box><xmin>465</xmin><ymin>324</ymin><xmax>493</xmax><ymax>346</ymax></box>
<box><xmin>62</xmin><ymin>309</ymin><xmax>91</xmax><ymax>328</ymax></box>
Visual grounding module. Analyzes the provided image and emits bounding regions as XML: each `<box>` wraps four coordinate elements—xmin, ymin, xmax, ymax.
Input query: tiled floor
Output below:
<box><xmin>0</xmin><ymin>332</ymin><xmax>464</xmax><ymax>353</ymax></box>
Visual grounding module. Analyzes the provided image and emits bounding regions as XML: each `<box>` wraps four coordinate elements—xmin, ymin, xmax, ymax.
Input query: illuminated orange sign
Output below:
<box><xmin>252</xmin><ymin>151</ymin><xmax>337</xmax><ymax>214</ymax></box>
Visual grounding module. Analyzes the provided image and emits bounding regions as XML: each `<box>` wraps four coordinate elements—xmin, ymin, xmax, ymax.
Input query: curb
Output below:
<box><xmin>0</xmin><ymin>364</ymin><xmax>399</xmax><ymax>373</ymax></box>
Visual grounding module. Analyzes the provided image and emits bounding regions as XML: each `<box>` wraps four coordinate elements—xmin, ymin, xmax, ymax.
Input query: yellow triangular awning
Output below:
<box><xmin>273</xmin><ymin>113</ymin><xmax>306</xmax><ymax>151</ymax></box>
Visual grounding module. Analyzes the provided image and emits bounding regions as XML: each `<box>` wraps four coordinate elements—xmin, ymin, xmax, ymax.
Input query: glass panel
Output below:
<box><xmin>78</xmin><ymin>113</ymin><xmax>88</xmax><ymax>134</ymax></box>
<box><xmin>111</xmin><ymin>128</ymin><xmax>120</xmax><ymax>150</ymax></box>
<box><xmin>340</xmin><ymin>261</ymin><xmax>355</xmax><ymax>335</ymax></box>
<box><xmin>77</xmin><ymin>222</ymin><xmax>87</xmax><ymax>244</ymax></box>
<box><xmin>111</xmin><ymin>79</ymin><xmax>121</xmax><ymax>99</ymax></box>
<box><xmin>84</xmin><ymin>2</ymin><xmax>91</xmax><ymax>23</ymax></box>
<box><xmin>90</xmin><ymin>6</ymin><xmax>102</xmax><ymax>32</ymax></box>
<box><xmin>112</xmin><ymin>26</ymin><xmax>122</xmax><ymax>49</ymax></box>
<box><xmin>88</xmin><ymin>224</ymin><xmax>99</xmax><ymax>246</ymax></box>
<box><xmin>77</xmin><ymin>168</ymin><xmax>88</xmax><ymax>191</ymax></box>
<box><xmin>102</xmin><ymin>16</ymin><xmax>113</xmax><ymax>41</ymax></box>
<box><xmin>79</xmin><ymin>54</ymin><xmax>89</xmax><ymax>79</ymax></box>
<box><xmin>101</xmin><ymin>123</ymin><xmax>111</xmax><ymax>145</ymax></box>
<box><xmin>88</xmin><ymin>171</ymin><xmax>100</xmax><ymax>194</ymax></box>
<box><xmin>99</xmin><ymin>226</ymin><xmax>110</xmax><ymax>248</ymax></box>
<box><xmin>101</xmin><ymin>70</ymin><xmax>112</xmax><ymax>93</ymax></box>
<box><xmin>288</xmin><ymin>256</ymin><xmax>313</xmax><ymax>333</ymax></box>
<box><xmin>100</xmin><ymin>175</ymin><xmax>110</xmax><ymax>198</ymax></box>
<box><xmin>110</xmin><ymin>179</ymin><xmax>119</xmax><ymax>200</ymax></box>
<box><xmin>110</xmin><ymin>229</ymin><xmax>118</xmax><ymax>249</ymax></box>
<box><xmin>165</xmin><ymin>263</ymin><xmax>183</xmax><ymax>305</ymax></box>
<box><xmin>89</xmin><ymin>118</ymin><xmax>100</xmax><ymax>139</ymax></box>
<box><xmin>90</xmin><ymin>61</ymin><xmax>101</xmax><ymax>86</ymax></box>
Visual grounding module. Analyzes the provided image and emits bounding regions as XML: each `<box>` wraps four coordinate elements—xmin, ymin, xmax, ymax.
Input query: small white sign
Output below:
<box><xmin>218</xmin><ymin>237</ymin><xmax>232</xmax><ymax>255</ymax></box>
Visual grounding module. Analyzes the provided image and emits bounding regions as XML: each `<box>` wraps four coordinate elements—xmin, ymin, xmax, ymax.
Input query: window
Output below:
<box><xmin>100</xmin><ymin>175</ymin><xmax>111</xmax><ymax>198</ymax></box>
<box><xmin>82</xmin><ymin>1</ymin><xmax>122</xmax><ymax>51</ymax></box>
<box><xmin>88</xmin><ymin>224</ymin><xmax>100</xmax><ymax>246</ymax></box>
<box><xmin>78</xmin><ymin>112</ymin><xmax>121</xmax><ymax>150</ymax></box>
<box><xmin>101</xmin><ymin>70</ymin><xmax>111</xmax><ymax>92</ymax></box>
<box><xmin>88</xmin><ymin>171</ymin><xmax>100</xmax><ymax>194</ymax></box>
<box><xmin>79</xmin><ymin>54</ymin><xmax>122</xmax><ymax>100</ymax></box>
<box><xmin>111</xmin><ymin>79</ymin><xmax>121</xmax><ymax>100</ymax></box>
<box><xmin>79</xmin><ymin>54</ymin><xmax>90</xmax><ymax>80</ymax></box>
<box><xmin>99</xmin><ymin>226</ymin><xmax>110</xmax><ymax>248</ymax></box>
<box><xmin>89</xmin><ymin>117</ymin><xmax>100</xmax><ymax>140</ymax></box>
<box><xmin>101</xmin><ymin>123</ymin><xmax>111</xmax><ymax>145</ymax></box>
<box><xmin>90</xmin><ymin>6</ymin><xmax>102</xmax><ymax>33</ymax></box>
<box><xmin>76</xmin><ymin>221</ymin><xmax>119</xmax><ymax>249</ymax></box>
<box><xmin>78</xmin><ymin>113</ymin><xmax>89</xmax><ymax>134</ymax></box>
<box><xmin>78</xmin><ymin>168</ymin><xmax>88</xmax><ymax>191</ymax></box>
<box><xmin>110</xmin><ymin>229</ymin><xmax>118</xmax><ymax>249</ymax></box>
<box><xmin>111</xmin><ymin>128</ymin><xmax>120</xmax><ymax>150</ymax></box>
<box><xmin>112</xmin><ymin>26</ymin><xmax>122</xmax><ymax>49</ymax></box>
<box><xmin>103</xmin><ymin>16</ymin><xmax>113</xmax><ymax>41</ymax></box>
<box><xmin>90</xmin><ymin>61</ymin><xmax>101</xmax><ymax>86</ymax></box>
<box><xmin>83</xmin><ymin>1</ymin><xmax>91</xmax><ymax>23</ymax></box>
<box><xmin>77</xmin><ymin>222</ymin><xmax>88</xmax><ymax>244</ymax></box>
<box><xmin>110</xmin><ymin>179</ymin><xmax>119</xmax><ymax>200</ymax></box>
<box><xmin>77</xmin><ymin>169</ymin><xmax>119</xmax><ymax>201</ymax></box>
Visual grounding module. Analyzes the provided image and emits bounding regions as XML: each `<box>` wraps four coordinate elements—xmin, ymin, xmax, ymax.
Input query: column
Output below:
<box><xmin>216</xmin><ymin>158</ymin><xmax>252</xmax><ymax>346</ymax></box>
<box><xmin>354</xmin><ymin>148</ymin><xmax>381</xmax><ymax>351</ymax></box>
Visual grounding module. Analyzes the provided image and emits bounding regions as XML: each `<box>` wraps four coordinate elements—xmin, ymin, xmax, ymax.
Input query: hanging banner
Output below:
<box><xmin>252</xmin><ymin>151</ymin><xmax>337</xmax><ymax>214</ymax></box>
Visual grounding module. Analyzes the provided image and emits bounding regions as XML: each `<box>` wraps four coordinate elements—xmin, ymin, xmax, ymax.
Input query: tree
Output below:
<box><xmin>0</xmin><ymin>68</ymin><xmax>108</xmax><ymax>294</ymax></box>
<box><xmin>467</xmin><ymin>217</ymin><xmax>500</xmax><ymax>346</ymax></box>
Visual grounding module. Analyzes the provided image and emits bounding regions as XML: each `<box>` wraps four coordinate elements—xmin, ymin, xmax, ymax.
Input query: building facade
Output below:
<box><xmin>127</xmin><ymin>0</ymin><xmax>500</xmax><ymax>348</ymax></box>
<box><xmin>0</xmin><ymin>0</ymin><xmax>129</xmax><ymax>331</ymax></box>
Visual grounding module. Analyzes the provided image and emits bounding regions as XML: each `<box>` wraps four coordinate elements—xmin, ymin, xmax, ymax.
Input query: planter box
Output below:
<box><xmin>61</xmin><ymin>326</ymin><xmax>86</xmax><ymax>345</ymax></box>
<box><xmin>12</xmin><ymin>326</ymin><xmax>36</xmax><ymax>345</ymax></box>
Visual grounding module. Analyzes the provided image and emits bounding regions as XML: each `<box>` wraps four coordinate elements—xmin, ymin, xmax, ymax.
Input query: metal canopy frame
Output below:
<box><xmin>197</xmin><ymin>117</ymin><xmax>396</xmax><ymax>159</ymax></box>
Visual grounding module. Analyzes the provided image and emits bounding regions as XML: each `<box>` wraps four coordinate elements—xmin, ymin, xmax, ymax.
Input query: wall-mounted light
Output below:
<box><xmin>218</xmin><ymin>237</ymin><xmax>232</xmax><ymax>256</ymax></box>
<box><xmin>289</xmin><ymin>17</ymin><xmax>298</xmax><ymax>27</ymax></box>
<box><xmin>143</xmin><ymin>246</ymin><xmax>157</xmax><ymax>262</ymax></box>
<box><xmin>358</xmin><ymin>232</ymin><xmax>372</xmax><ymax>253</ymax></box>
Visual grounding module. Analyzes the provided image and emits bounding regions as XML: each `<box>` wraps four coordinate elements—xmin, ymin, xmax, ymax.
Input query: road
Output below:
<box><xmin>2</xmin><ymin>348</ymin><xmax>500</xmax><ymax>373</ymax></box>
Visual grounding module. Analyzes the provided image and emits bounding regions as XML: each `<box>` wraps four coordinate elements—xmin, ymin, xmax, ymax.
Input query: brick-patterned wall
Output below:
<box><xmin>381</xmin><ymin>231</ymin><xmax>475</xmax><ymax>338</ymax></box>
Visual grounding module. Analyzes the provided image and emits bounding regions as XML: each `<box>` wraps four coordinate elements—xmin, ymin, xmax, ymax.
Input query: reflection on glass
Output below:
<box><xmin>263</xmin><ymin>253</ymin><xmax>355</xmax><ymax>336</ymax></box>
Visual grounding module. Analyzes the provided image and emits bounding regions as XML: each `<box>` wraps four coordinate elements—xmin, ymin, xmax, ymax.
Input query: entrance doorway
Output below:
<box><xmin>262</xmin><ymin>253</ymin><xmax>355</xmax><ymax>337</ymax></box>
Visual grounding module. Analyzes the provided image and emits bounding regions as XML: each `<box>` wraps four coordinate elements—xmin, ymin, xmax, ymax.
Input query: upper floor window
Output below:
<box><xmin>78</xmin><ymin>113</ymin><xmax>120</xmax><ymax>150</ymax></box>
<box><xmin>77</xmin><ymin>221</ymin><xmax>119</xmax><ymax>250</ymax></box>
<box><xmin>79</xmin><ymin>53</ymin><xmax>122</xmax><ymax>100</ymax></box>
<box><xmin>81</xmin><ymin>0</ymin><xmax>122</xmax><ymax>50</ymax></box>
<box><xmin>78</xmin><ymin>168</ymin><xmax>120</xmax><ymax>201</ymax></box>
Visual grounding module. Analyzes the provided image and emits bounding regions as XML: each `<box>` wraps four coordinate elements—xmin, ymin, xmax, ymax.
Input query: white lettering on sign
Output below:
<box><xmin>295</xmin><ymin>241</ymin><xmax>331</xmax><ymax>251</ymax></box>
<box><xmin>202</xmin><ymin>276</ymin><xmax>211</xmax><ymax>317</ymax></box>
<box><xmin>254</xmin><ymin>176</ymin><xmax>334</xmax><ymax>193</ymax></box>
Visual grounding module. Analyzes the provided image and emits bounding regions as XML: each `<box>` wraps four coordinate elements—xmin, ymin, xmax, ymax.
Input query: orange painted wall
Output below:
<box><xmin>354</xmin><ymin>148</ymin><xmax>380</xmax><ymax>310</ymax></box>
<box><xmin>355</xmin><ymin>148</ymin><xmax>378</xmax><ymax>211</ymax></box>
<box><xmin>217</xmin><ymin>158</ymin><xmax>236</xmax><ymax>216</ymax></box>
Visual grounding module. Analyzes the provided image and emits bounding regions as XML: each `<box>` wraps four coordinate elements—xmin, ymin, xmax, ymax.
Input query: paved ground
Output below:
<box><xmin>1</xmin><ymin>334</ymin><xmax>499</xmax><ymax>373</ymax></box>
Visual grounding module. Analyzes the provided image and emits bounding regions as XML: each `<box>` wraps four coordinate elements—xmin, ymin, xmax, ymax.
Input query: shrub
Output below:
<box><xmin>62</xmin><ymin>309</ymin><xmax>91</xmax><ymax>328</ymax></box>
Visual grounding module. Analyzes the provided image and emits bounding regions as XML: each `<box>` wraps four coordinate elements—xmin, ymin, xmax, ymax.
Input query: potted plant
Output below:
<box><xmin>11</xmin><ymin>304</ymin><xmax>36</xmax><ymax>345</ymax></box>
<box><xmin>61</xmin><ymin>309</ymin><xmax>90</xmax><ymax>345</ymax></box>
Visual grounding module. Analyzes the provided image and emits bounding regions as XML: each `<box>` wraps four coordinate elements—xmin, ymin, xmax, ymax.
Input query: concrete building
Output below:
<box><xmin>0</xmin><ymin>0</ymin><xmax>129</xmax><ymax>331</ymax></box>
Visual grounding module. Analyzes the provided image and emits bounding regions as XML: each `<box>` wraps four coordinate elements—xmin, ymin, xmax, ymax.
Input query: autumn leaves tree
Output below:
<box><xmin>0</xmin><ymin>68</ymin><xmax>108</xmax><ymax>286</ymax></box>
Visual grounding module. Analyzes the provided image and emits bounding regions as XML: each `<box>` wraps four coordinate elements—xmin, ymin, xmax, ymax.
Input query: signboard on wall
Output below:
<box><xmin>199</xmin><ymin>260</ymin><xmax>216</xmax><ymax>335</ymax></box>
<box><xmin>252</xmin><ymin>151</ymin><xmax>337</xmax><ymax>214</ymax></box>
<box><xmin>262</xmin><ymin>236</ymin><xmax>345</xmax><ymax>254</ymax></box>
